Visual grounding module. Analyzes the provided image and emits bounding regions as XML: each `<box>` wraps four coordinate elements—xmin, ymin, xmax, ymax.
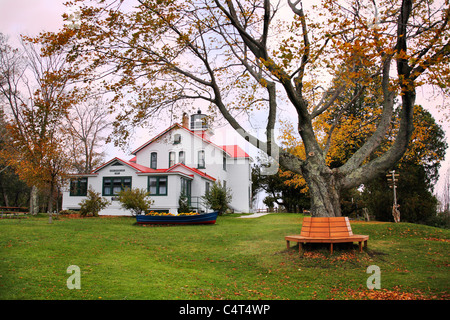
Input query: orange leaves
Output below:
<box><xmin>301</xmin><ymin>249</ymin><xmax>365</xmax><ymax>263</ymax></box>
<box><xmin>278</xmin><ymin>169</ymin><xmax>308</xmax><ymax>193</ymax></box>
<box><xmin>302</xmin><ymin>251</ymin><xmax>328</xmax><ymax>260</ymax></box>
<box><xmin>423</xmin><ymin>237</ymin><xmax>450</xmax><ymax>243</ymax></box>
<box><xmin>399</xmin><ymin>105</ymin><xmax>447</xmax><ymax>172</ymax></box>
<box><xmin>276</xmin><ymin>120</ymin><xmax>309</xmax><ymax>191</ymax></box>
<box><xmin>331</xmin><ymin>286</ymin><xmax>448</xmax><ymax>300</ymax></box>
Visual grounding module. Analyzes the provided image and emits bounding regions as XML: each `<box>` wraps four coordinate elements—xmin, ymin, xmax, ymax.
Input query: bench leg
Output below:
<box><xmin>356</xmin><ymin>240</ymin><xmax>369</xmax><ymax>253</ymax></box>
<box><xmin>330</xmin><ymin>243</ymin><xmax>333</xmax><ymax>255</ymax></box>
<box><xmin>299</xmin><ymin>242</ymin><xmax>302</xmax><ymax>255</ymax></box>
<box><xmin>286</xmin><ymin>240</ymin><xmax>290</xmax><ymax>250</ymax></box>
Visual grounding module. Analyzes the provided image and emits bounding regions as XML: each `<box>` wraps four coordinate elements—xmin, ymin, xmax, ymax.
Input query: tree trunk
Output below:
<box><xmin>303</xmin><ymin>168</ymin><xmax>342</xmax><ymax>217</ymax></box>
<box><xmin>280</xmin><ymin>151</ymin><xmax>342</xmax><ymax>217</ymax></box>
<box><xmin>47</xmin><ymin>181</ymin><xmax>54</xmax><ymax>224</ymax></box>
<box><xmin>0</xmin><ymin>178</ymin><xmax>9</xmax><ymax>207</ymax></box>
<box><xmin>29</xmin><ymin>185</ymin><xmax>39</xmax><ymax>215</ymax></box>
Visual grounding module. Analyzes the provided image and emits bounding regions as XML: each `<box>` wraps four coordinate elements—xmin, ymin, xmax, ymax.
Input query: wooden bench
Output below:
<box><xmin>285</xmin><ymin>217</ymin><xmax>369</xmax><ymax>254</ymax></box>
<box><xmin>0</xmin><ymin>206</ymin><xmax>29</xmax><ymax>218</ymax></box>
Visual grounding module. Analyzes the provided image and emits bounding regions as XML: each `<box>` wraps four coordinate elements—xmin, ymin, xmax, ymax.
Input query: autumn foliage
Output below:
<box><xmin>33</xmin><ymin>0</ymin><xmax>450</xmax><ymax>217</ymax></box>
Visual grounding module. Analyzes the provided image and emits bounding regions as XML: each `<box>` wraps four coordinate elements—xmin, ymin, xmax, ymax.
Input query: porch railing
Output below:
<box><xmin>189</xmin><ymin>196</ymin><xmax>210</xmax><ymax>213</ymax></box>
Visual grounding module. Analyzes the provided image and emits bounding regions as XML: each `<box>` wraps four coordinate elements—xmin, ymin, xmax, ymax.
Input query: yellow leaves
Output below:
<box><xmin>278</xmin><ymin>120</ymin><xmax>306</xmax><ymax>160</ymax></box>
<box><xmin>277</xmin><ymin>121</ymin><xmax>309</xmax><ymax>192</ymax></box>
<box><xmin>258</xmin><ymin>57</ymin><xmax>290</xmax><ymax>82</ymax></box>
<box><xmin>279</xmin><ymin>169</ymin><xmax>309</xmax><ymax>193</ymax></box>
<box><xmin>259</xmin><ymin>78</ymin><xmax>268</xmax><ymax>88</ymax></box>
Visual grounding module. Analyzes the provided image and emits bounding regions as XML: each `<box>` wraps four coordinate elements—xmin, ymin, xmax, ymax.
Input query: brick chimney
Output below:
<box><xmin>182</xmin><ymin>112</ymin><xmax>189</xmax><ymax>128</ymax></box>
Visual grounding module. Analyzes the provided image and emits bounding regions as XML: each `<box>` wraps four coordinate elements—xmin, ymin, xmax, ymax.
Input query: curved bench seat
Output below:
<box><xmin>285</xmin><ymin>217</ymin><xmax>369</xmax><ymax>254</ymax></box>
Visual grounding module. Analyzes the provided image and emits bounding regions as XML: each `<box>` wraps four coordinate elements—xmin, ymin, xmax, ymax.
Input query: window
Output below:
<box><xmin>198</xmin><ymin>150</ymin><xmax>205</xmax><ymax>168</ymax></box>
<box><xmin>205</xmin><ymin>181</ymin><xmax>210</xmax><ymax>194</ymax></box>
<box><xmin>169</xmin><ymin>152</ymin><xmax>176</xmax><ymax>167</ymax></box>
<box><xmin>70</xmin><ymin>178</ymin><xmax>88</xmax><ymax>196</ymax></box>
<box><xmin>150</xmin><ymin>152</ymin><xmax>157</xmax><ymax>169</ymax></box>
<box><xmin>179</xmin><ymin>151</ymin><xmax>185</xmax><ymax>165</ymax></box>
<box><xmin>173</xmin><ymin>134</ymin><xmax>181</xmax><ymax>144</ymax></box>
<box><xmin>181</xmin><ymin>178</ymin><xmax>191</xmax><ymax>201</ymax></box>
<box><xmin>103</xmin><ymin>177</ymin><xmax>132</xmax><ymax>196</ymax></box>
<box><xmin>148</xmin><ymin>176</ymin><xmax>168</xmax><ymax>195</ymax></box>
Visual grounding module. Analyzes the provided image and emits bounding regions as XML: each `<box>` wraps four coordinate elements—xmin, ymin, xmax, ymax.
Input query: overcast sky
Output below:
<box><xmin>0</xmin><ymin>0</ymin><xmax>448</xmax><ymax>199</ymax></box>
<box><xmin>0</xmin><ymin>0</ymin><xmax>66</xmax><ymax>40</ymax></box>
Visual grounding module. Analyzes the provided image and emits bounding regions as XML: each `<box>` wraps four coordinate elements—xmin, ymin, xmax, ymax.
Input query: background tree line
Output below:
<box><xmin>0</xmin><ymin>33</ymin><xmax>111</xmax><ymax>216</ymax></box>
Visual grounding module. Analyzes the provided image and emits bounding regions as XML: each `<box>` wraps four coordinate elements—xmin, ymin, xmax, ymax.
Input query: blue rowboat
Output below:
<box><xmin>136</xmin><ymin>211</ymin><xmax>219</xmax><ymax>225</ymax></box>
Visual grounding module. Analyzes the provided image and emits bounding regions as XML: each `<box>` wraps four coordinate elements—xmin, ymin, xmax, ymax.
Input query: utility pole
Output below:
<box><xmin>387</xmin><ymin>170</ymin><xmax>400</xmax><ymax>223</ymax></box>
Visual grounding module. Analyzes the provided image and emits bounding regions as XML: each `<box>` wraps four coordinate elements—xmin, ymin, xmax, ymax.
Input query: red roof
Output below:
<box><xmin>91</xmin><ymin>157</ymin><xmax>216</xmax><ymax>181</ymax></box>
<box><xmin>91</xmin><ymin>157</ymin><xmax>166</xmax><ymax>174</ymax></box>
<box><xmin>220</xmin><ymin>145</ymin><xmax>250</xmax><ymax>158</ymax></box>
<box><xmin>167</xmin><ymin>163</ymin><xmax>216</xmax><ymax>181</ymax></box>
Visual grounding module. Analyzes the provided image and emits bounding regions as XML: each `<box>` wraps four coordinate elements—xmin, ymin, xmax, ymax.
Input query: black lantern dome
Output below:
<box><xmin>190</xmin><ymin>109</ymin><xmax>208</xmax><ymax>130</ymax></box>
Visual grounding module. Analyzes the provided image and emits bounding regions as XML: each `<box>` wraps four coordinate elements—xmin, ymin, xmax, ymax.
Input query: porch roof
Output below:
<box><xmin>91</xmin><ymin>157</ymin><xmax>216</xmax><ymax>181</ymax></box>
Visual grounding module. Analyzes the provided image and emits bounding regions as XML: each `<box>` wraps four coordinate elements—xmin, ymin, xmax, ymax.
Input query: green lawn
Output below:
<box><xmin>0</xmin><ymin>213</ymin><xmax>448</xmax><ymax>300</ymax></box>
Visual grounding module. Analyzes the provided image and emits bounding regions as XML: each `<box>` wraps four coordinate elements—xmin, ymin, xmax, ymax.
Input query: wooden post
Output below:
<box><xmin>387</xmin><ymin>170</ymin><xmax>400</xmax><ymax>223</ymax></box>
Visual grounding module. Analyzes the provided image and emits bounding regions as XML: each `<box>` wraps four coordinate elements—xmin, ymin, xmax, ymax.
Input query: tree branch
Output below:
<box><xmin>339</xmin><ymin>55</ymin><xmax>395</xmax><ymax>175</ymax></box>
<box><xmin>288</xmin><ymin>0</ymin><xmax>310</xmax><ymax>96</ymax></box>
<box><xmin>341</xmin><ymin>0</ymin><xmax>415</xmax><ymax>189</ymax></box>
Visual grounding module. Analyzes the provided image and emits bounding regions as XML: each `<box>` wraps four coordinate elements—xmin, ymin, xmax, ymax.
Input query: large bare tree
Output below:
<box><xmin>0</xmin><ymin>34</ymin><xmax>73</xmax><ymax>217</ymax></box>
<box><xmin>38</xmin><ymin>0</ymin><xmax>450</xmax><ymax>217</ymax></box>
<box><xmin>64</xmin><ymin>96</ymin><xmax>111</xmax><ymax>174</ymax></box>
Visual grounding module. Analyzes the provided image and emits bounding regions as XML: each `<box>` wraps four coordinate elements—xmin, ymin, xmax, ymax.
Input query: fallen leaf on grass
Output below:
<box><xmin>424</xmin><ymin>237</ymin><xmax>450</xmax><ymax>243</ymax></box>
<box><xmin>330</xmin><ymin>285</ymin><xmax>449</xmax><ymax>300</ymax></box>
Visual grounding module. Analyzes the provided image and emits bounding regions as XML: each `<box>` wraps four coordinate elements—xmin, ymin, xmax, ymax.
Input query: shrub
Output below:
<box><xmin>426</xmin><ymin>210</ymin><xmax>450</xmax><ymax>229</ymax></box>
<box><xmin>58</xmin><ymin>209</ymin><xmax>78</xmax><ymax>215</ymax></box>
<box><xmin>79</xmin><ymin>188</ymin><xmax>110</xmax><ymax>217</ymax></box>
<box><xmin>117</xmin><ymin>188</ymin><xmax>153</xmax><ymax>216</ymax></box>
<box><xmin>202</xmin><ymin>180</ymin><xmax>232</xmax><ymax>215</ymax></box>
<box><xmin>178</xmin><ymin>192</ymin><xmax>191</xmax><ymax>214</ymax></box>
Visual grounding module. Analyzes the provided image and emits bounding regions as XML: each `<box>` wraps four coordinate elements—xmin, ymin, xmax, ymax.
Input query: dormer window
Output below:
<box><xmin>169</xmin><ymin>152</ymin><xmax>175</xmax><ymax>167</ymax></box>
<box><xmin>179</xmin><ymin>151</ymin><xmax>185</xmax><ymax>165</ymax></box>
<box><xmin>150</xmin><ymin>152</ymin><xmax>157</xmax><ymax>169</ymax></box>
<box><xmin>173</xmin><ymin>134</ymin><xmax>181</xmax><ymax>144</ymax></box>
<box><xmin>198</xmin><ymin>150</ymin><xmax>205</xmax><ymax>169</ymax></box>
